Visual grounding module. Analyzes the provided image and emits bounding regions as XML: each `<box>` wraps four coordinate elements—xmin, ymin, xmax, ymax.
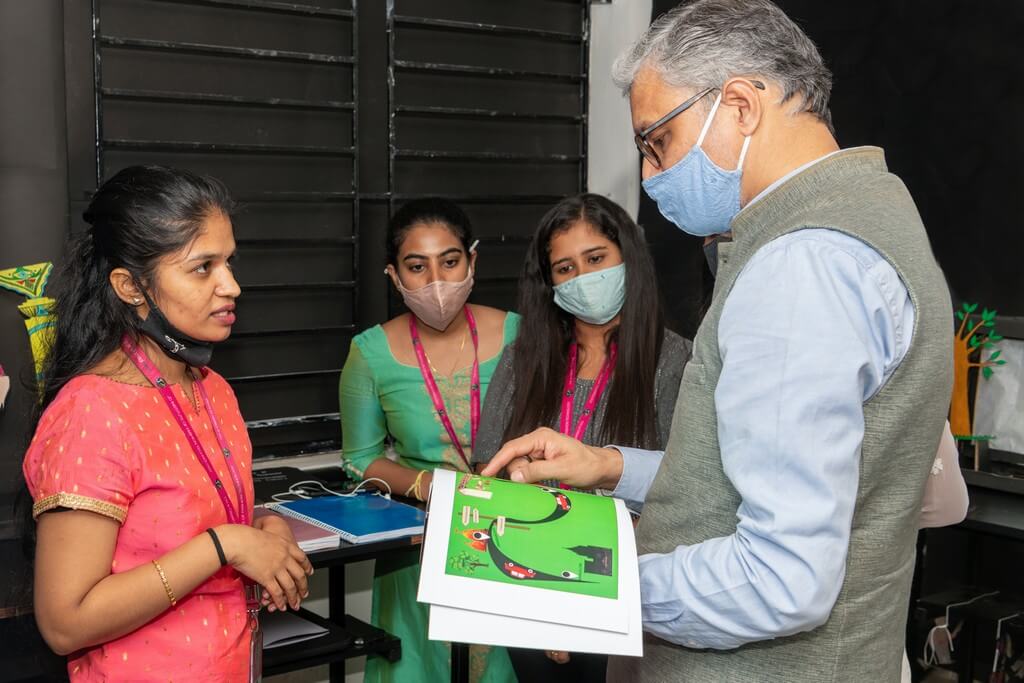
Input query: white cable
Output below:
<box><xmin>270</xmin><ymin>477</ymin><xmax>392</xmax><ymax>502</ymax></box>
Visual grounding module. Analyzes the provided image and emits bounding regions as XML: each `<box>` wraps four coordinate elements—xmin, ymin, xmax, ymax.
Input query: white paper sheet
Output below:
<box><xmin>261</xmin><ymin>610</ymin><xmax>329</xmax><ymax>649</ymax></box>
<box><xmin>419</xmin><ymin>469</ymin><xmax>632</xmax><ymax>634</ymax></box>
<box><xmin>974</xmin><ymin>338</ymin><xmax>1024</xmax><ymax>454</ymax></box>
<box><xmin>427</xmin><ymin>499</ymin><xmax>643</xmax><ymax>656</ymax></box>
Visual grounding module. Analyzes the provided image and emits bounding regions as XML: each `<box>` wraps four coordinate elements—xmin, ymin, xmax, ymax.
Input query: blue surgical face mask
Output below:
<box><xmin>641</xmin><ymin>93</ymin><xmax>752</xmax><ymax>237</ymax></box>
<box><xmin>552</xmin><ymin>263</ymin><xmax>626</xmax><ymax>325</ymax></box>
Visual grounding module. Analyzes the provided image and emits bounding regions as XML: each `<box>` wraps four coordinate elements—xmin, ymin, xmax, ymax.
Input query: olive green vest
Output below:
<box><xmin>610</xmin><ymin>148</ymin><xmax>953</xmax><ymax>682</ymax></box>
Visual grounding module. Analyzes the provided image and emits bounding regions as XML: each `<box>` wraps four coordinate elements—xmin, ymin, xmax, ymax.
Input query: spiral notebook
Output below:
<box><xmin>268</xmin><ymin>493</ymin><xmax>425</xmax><ymax>545</ymax></box>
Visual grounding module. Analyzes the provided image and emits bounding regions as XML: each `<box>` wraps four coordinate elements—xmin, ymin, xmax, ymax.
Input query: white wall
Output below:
<box><xmin>587</xmin><ymin>0</ymin><xmax>652</xmax><ymax>219</ymax></box>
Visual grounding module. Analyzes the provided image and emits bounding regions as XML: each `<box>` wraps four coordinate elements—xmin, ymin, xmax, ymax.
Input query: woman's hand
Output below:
<box><xmin>216</xmin><ymin>524</ymin><xmax>313</xmax><ymax>612</ymax></box>
<box><xmin>546</xmin><ymin>650</ymin><xmax>570</xmax><ymax>664</ymax></box>
<box><xmin>254</xmin><ymin>512</ymin><xmax>297</xmax><ymax>544</ymax></box>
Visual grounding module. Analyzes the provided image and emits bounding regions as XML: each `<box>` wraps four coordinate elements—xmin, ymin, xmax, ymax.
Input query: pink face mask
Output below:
<box><xmin>388</xmin><ymin>266</ymin><xmax>475</xmax><ymax>331</ymax></box>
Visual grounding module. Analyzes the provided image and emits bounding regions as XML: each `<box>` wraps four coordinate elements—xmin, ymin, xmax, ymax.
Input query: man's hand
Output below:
<box><xmin>480</xmin><ymin>427</ymin><xmax>624</xmax><ymax>490</ymax></box>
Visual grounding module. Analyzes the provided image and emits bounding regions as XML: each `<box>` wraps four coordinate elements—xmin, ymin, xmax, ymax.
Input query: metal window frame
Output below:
<box><xmin>89</xmin><ymin>0</ymin><xmax>360</xmax><ymax>451</ymax></box>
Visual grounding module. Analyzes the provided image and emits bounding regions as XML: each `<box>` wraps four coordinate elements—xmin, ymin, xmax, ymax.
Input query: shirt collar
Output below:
<box><xmin>742</xmin><ymin>148</ymin><xmax>846</xmax><ymax>210</ymax></box>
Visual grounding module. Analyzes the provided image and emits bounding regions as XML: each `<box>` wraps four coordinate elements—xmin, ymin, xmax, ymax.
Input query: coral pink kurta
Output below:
<box><xmin>24</xmin><ymin>370</ymin><xmax>254</xmax><ymax>682</ymax></box>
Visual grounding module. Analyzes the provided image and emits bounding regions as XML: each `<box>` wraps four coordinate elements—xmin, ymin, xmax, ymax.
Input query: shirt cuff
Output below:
<box><xmin>609</xmin><ymin>446</ymin><xmax>663</xmax><ymax>511</ymax></box>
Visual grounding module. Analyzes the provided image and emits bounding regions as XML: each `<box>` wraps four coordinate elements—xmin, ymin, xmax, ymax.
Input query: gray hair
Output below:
<box><xmin>612</xmin><ymin>0</ymin><xmax>833</xmax><ymax>130</ymax></box>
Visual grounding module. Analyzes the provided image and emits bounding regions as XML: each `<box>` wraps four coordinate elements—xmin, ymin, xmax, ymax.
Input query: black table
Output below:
<box><xmin>262</xmin><ymin>534</ymin><xmax>421</xmax><ymax>682</ymax></box>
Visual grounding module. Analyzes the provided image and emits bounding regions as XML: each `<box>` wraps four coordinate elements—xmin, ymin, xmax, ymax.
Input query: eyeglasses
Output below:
<box><xmin>634</xmin><ymin>80</ymin><xmax>765</xmax><ymax>170</ymax></box>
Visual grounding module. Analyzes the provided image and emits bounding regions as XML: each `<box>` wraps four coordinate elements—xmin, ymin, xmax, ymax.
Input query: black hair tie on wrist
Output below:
<box><xmin>206</xmin><ymin>527</ymin><xmax>228</xmax><ymax>567</ymax></box>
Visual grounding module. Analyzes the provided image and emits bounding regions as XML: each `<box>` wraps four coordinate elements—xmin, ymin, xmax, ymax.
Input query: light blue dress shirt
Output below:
<box><xmin>613</xmin><ymin>207</ymin><xmax>916</xmax><ymax>649</ymax></box>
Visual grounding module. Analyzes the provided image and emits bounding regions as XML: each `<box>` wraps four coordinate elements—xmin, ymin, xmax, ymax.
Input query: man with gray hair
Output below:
<box><xmin>482</xmin><ymin>0</ymin><xmax>953</xmax><ymax>680</ymax></box>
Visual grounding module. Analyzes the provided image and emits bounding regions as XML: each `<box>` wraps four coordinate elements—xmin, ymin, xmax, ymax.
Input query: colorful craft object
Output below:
<box><xmin>950</xmin><ymin>303</ymin><xmax>1006</xmax><ymax>439</ymax></box>
<box><xmin>0</xmin><ymin>262</ymin><xmax>56</xmax><ymax>382</ymax></box>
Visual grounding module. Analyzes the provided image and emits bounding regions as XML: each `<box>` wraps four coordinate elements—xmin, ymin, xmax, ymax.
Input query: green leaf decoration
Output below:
<box><xmin>969</xmin><ymin>335</ymin><xmax>980</xmax><ymax>348</ymax></box>
<box><xmin>986</xmin><ymin>320</ymin><xmax>995</xmax><ymax>327</ymax></box>
<box><xmin>983</xmin><ymin>366</ymin><xmax>994</xmax><ymax>380</ymax></box>
<box><xmin>966</xmin><ymin>303</ymin><xmax>978</xmax><ymax>313</ymax></box>
<box><xmin>956</xmin><ymin>310</ymin><xmax>965</xmax><ymax>321</ymax></box>
<box><xmin>990</xmin><ymin>334</ymin><xmax>1004</xmax><ymax>342</ymax></box>
<box><xmin>982</xmin><ymin>308</ymin><xmax>996</xmax><ymax>321</ymax></box>
<box><xmin>997</xmin><ymin>360</ymin><xmax>1007</xmax><ymax>365</ymax></box>
<box><xmin>991</xmin><ymin>350</ymin><xmax>1002</xmax><ymax>361</ymax></box>
<box><xmin>984</xmin><ymin>342</ymin><xmax>995</xmax><ymax>349</ymax></box>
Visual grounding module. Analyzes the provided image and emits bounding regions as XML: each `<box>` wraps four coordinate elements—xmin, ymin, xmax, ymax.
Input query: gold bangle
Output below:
<box><xmin>405</xmin><ymin>469</ymin><xmax>427</xmax><ymax>502</ymax></box>
<box><xmin>152</xmin><ymin>560</ymin><xmax>177</xmax><ymax>607</ymax></box>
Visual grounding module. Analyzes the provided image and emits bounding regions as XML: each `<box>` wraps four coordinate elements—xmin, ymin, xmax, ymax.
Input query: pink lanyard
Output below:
<box><xmin>559</xmin><ymin>341</ymin><xmax>618</xmax><ymax>441</ymax></box>
<box><xmin>121</xmin><ymin>334</ymin><xmax>250</xmax><ymax>526</ymax></box>
<box><xmin>409</xmin><ymin>307</ymin><xmax>480</xmax><ymax>471</ymax></box>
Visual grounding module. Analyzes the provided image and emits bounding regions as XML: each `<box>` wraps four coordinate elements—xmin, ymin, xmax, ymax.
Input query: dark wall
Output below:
<box><xmin>0</xmin><ymin>1</ymin><xmax>70</xmax><ymax>531</ymax></box>
<box><xmin>0</xmin><ymin>2</ymin><xmax>75</xmax><ymax>676</ymax></box>
<box><xmin>649</xmin><ymin>0</ymin><xmax>1024</xmax><ymax>336</ymax></box>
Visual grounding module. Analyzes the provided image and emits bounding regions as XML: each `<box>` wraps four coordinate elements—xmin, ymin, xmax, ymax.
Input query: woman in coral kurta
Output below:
<box><xmin>24</xmin><ymin>165</ymin><xmax>312</xmax><ymax>682</ymax></box>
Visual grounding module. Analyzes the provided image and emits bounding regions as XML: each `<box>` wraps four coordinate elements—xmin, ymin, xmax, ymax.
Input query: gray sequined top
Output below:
<box><xmin>472</xmin><ymin>330</ymin><xmax>691</xmax><ymax>464</ymax></box>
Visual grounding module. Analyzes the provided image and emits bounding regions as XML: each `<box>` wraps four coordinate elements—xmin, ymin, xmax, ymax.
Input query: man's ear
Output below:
<box><xmin>720</xmin><ymin>77</ymin><xmax>765</xmax><ymax>137</ymax></box>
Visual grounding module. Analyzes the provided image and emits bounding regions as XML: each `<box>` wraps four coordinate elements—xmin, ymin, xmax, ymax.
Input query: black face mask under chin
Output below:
<box><xmin>135</xmin><ymin>292</ymin><xmax>215</xmax><ymax>368</ymax></box>
<box><xmin>703</xmin><ymin>238</ymin><xmax>719</xmax><ymax>279</ymax></box>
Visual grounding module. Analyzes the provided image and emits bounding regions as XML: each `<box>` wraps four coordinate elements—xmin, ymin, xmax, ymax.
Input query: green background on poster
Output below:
<box><xmin>444</xmin><ymin>474</ymin><xmax>619</xmax><ymax>599</ymax></box>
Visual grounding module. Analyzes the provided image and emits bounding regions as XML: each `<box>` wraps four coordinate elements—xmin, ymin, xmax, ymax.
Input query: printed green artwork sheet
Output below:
<box><xmin>444</xmin><ymin>474</ymin><xmax>618</xmax><ymax>599</ymax></box>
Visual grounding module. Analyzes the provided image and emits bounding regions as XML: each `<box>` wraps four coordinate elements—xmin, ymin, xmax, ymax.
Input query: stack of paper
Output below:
<box><xmin>261</xmin><ymin>610</ymin><xmax>330</xmax><ymax>649</ymax></box>
<box><xmin>269</xmin><ymin>492</ymin><xmax>425</xmax><ymax>545</ymax></box>
<box><xmin>418</xmin><ymin>469</ymin><xmax>642</xmax><ymax>656</ymax></box>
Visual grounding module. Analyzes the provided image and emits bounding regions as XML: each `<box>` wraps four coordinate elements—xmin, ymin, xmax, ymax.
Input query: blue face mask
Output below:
<box><xmin>552</xmin><ymin>263</ymin><xmax>626</xmax><ymax>325</ymax></box>
<box><xmin>641</xmin><ymin>93</ymin><xmax>751</xmax><ymax>237</ymax></box>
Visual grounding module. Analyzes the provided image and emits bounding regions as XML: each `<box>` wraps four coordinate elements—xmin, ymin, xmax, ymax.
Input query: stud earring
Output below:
<box><xmin>133</xmin><ymin>298</ymin><xmax>142</xmax><ymax>305</ymax></box>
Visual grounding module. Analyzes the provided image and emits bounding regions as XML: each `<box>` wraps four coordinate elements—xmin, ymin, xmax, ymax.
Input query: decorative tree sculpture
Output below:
<box><xmin>950</xmin><ymin>303</ymin><xmax>1006</xmax><ymax>438</ymax></box>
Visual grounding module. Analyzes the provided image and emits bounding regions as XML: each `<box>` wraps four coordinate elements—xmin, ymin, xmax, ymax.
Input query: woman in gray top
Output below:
<box><xmin>472</xmin><ymin>193</ymin><xmax>690</xmax><ymax>682</ymax></box>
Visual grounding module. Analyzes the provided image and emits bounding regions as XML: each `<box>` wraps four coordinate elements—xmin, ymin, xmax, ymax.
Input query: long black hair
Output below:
<box><xmin>38</xmin><ymin>165</ymin><xmax>235</xmax><ymax>412</ymax></box>
<box><xmin>505</xmin><ymin>193</ymin><xmax>666</xmax><ymax>449</ymax></box>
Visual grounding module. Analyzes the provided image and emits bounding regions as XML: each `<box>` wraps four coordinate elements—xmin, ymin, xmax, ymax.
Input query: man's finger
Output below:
<box><xmin>480</xmin><ymin>429</ymin><xmax>556</xmax><ymax>477</ymax></box>
<box><xmin>506</xmin><ymin>456</ymin><xmax>565</xmax><ymax>484</ymax></box>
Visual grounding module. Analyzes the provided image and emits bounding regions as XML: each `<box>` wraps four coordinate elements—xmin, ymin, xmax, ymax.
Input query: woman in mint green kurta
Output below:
<box><xmin>339</xmin><ymin>197</ymin><xmax>519</xmax><ymax>683</ymax></box>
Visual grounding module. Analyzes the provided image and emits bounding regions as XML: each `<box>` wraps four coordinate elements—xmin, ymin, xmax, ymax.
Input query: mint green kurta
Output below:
<box><xmin>339</xmin><ymin>312</ymin><xmax>520</xmax><ymax>683</ymax></box>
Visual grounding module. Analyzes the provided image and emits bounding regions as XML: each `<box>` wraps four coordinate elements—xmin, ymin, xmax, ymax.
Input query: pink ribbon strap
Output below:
<box><xmin>409</xmin><ymin>307</ymin><xmax>480</xmax><ymax>471</ymax></box>
<box><xmin>122</xmin><ymin>335</ymin><xmax>250</xmax><ymax>526</ymax></box>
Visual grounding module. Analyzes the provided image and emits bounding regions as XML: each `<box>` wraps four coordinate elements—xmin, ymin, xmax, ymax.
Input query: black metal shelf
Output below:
<box><xmin>102</xmin><ymin>87</ymin><xmax>354</xmax><ymax>112</ymax></box>
<box><xmin>394</xmin><ymin>104</ymin><xmax>582</xmax><ymax>123</ymax></box>
<box><xmin>393</xmin><ymin>59</ymin><xmax>582</xmax><ymax>83</ymax></box>
<box><xmin>100</xmin><ymin>36</ymin><xmax>355</xmax><ymax>65</ymax></box>
<box><xmin>262</xmin><ymin>611</ymin><xmax>400</xmax><ymax>678</ymax></box>
<box><xmin>237</xmin><ymin>191</ymin><xmax>356</xmax><ymax>203</ymax></box>
<box><xmin>474</xmin><ymin>275</ymin><xmax>521</xmax><ymax>285</ymax></box>
<box><xmin>227</xmin><ymin>367</ymin><xmax>342</xmax><ymax>383</ymax></box>
<box><xmin>104</xmin><ymin>138</ymin><xmax>355</xmax><ymax>157</ymax></box>
<box><xmin>243</xmin><ymin>280</ymin><xmax>357</xmax><ymax>292</ymax></box>
<box><xmin>393</xmin><ymin>15</ymin><xmax>581</xmax><ymax>43</ymax></box>
<box><xmin>478</xmin><ymin>235</ymin><xmax>534</xmax><ymax>245</ymax></box>
<box><xmin>236</xmin><ymin>237</ymin><xmax>357</xmax><ymax>247</ymax></box>
<box><xmin>230</xmin><ymin>324</ymin><xmax>356</xmax><ymax>339</ymax></box>
<box><xmin>390</xmin><ymin>193</ymin><xmax>567</xmax><ymax>203</ymax></box>
<box><xmin>245</xmin><ymin>411</ymin><xmax>340</xmax><ymax>431</ymax></box>
<box><xmin>156</xmin><ymin>0</ymin><xmax>354</xmax><ymax>20</ymax></box>
<box><xmin>394</xmin><ymin>149</ymin><xmax>581</xmax><ymax>163</ymax></box>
